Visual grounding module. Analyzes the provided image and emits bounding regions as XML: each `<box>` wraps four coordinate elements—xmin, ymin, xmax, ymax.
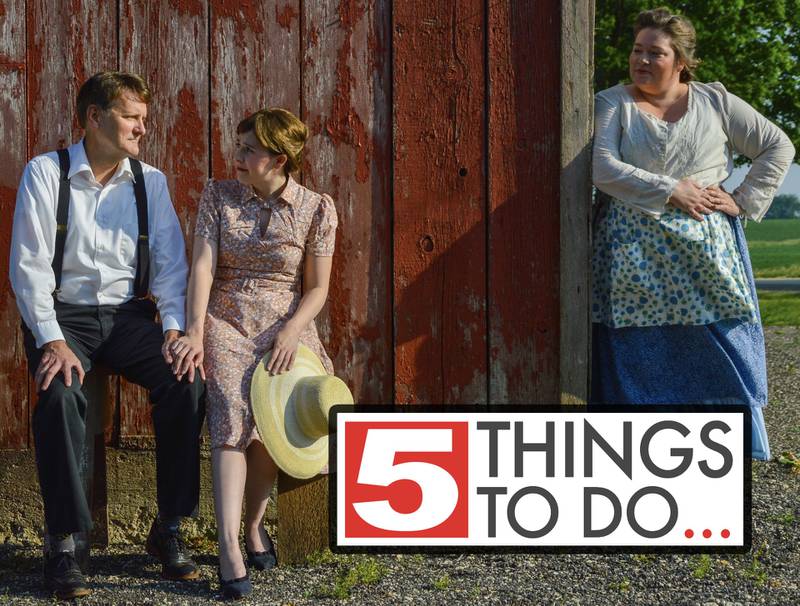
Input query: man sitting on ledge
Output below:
<box><xmin>9</xmin><ymin>71</ymin><xmax>205</xmax><ymax>600</ymax></box>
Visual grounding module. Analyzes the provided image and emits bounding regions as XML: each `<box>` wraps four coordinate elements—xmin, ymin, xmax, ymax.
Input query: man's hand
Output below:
<box><xmin>169</xmin><ymin>332</ymin><xmax>206</xmax><ymax>383</ymax></box>
<box><xmin>35</xmin><ymin>340</ymin><xmax>85</xmax><ymax>392</ymax></box>
<box><xmin>161</xmin><ymin>329</ymin><xmax>180</xmax><ymax>364</ymax></box>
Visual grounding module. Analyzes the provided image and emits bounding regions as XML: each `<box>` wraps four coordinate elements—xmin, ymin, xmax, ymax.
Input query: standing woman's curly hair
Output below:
<box><xmin>634</xmin><ymin>7</ymin><xmax>700</xmax><ymax>83</ymax></box>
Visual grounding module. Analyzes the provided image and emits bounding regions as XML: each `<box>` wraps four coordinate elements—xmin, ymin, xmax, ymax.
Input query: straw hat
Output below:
<box><xmin>250</xmin><ymin>343</ymin><xmax>353</xmax><ymax>479</ymax></box>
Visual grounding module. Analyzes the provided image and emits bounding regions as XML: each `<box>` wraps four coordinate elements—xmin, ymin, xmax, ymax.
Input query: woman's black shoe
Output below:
<box><xmin>245</xmin><ymin>533</ymin><xmax>277</xmax><ymax>570</ymax></box>
<box><xmin>218</xmin><ymin>568</ymin><xmax>253</xmax><ymax>600</ymax></box>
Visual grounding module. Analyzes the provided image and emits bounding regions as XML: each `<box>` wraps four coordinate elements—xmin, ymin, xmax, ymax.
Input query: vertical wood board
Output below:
<box><xmin>393</xmin><ymin>0</ymin><xmax>488</xmax><ymax>404</ymax></box>
<box><xmin>119</xmin><ymin>0</ymin><xmax>209</xmax><ymax>437</ymax></box>
<box><xmin>303</xmin><ymin>0</ymin><xmax>393</xmax><ymax>404</ymax></box>
<box><xmin>0</xmin><ymin>0</ymin><xmax>29</xmax><ymax>448</ymax></box>
<box><xmin>487</xmin><ymin>0</ymin><xmax>561</xmax><ymax>404</ymax></box>
<box><xmin>27</xmin><ymin>0</ymin><xmax>118</xmax><ymax>156</ymax></box>
<box><xmin>210</xmin><ymin>1</ymin><xmax>301</xmax><ymax>179</ymax></box>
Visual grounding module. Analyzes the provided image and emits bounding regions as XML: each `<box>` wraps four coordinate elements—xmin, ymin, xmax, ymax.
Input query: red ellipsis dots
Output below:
<box><xmin>721</xmin><ymin>529</ymin><xmax>731</xmax><ymax>539</ymax></box>
<box><xmin>684</xmin><ymin>529</ymin><xmax>694</xmax><ymax>538</ymax></box>
<box><xmin>703</xmin><ymin>529</ymin><xmax>712</xmax><ymax>538</ymax></box>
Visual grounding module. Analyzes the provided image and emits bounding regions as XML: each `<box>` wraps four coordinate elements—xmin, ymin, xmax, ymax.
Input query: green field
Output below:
<box><xmin>744</xmin><ymin>218</ymin><xmax>800</xmax><ymax>278</ymax></box>
<box><xmin>757</xmin><ymin>291</ymin><xmax>800</xmax><ymax>326</ymax></box>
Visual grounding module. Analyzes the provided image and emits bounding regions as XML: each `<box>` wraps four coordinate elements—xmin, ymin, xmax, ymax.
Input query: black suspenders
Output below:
<box><xmin>53</xmin><ymin>149</ymin><xmax>151</xmax><ymax>298</ymax></box>
<box><xmin>129</xmin><ymin>159</ymin><xmax>151</xmax><ymax>298</ymax></box>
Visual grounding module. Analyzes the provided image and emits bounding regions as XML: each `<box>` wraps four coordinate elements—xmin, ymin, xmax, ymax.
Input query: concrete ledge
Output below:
<box><xmin>0</xmin><ymin>448</ymin><xmax>219</xmax><ymax>547</ymax></box>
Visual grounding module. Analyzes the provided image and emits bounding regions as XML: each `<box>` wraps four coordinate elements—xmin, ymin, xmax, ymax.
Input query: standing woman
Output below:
<box><xmin>168</xmin><ymin>108</ymin><xmax>338</xmax><ymax>598</ymax></box>
<box><xmin>591</xmin><ymin>8</ymin><xmax>794</xmax><ymax>459</ymax></box>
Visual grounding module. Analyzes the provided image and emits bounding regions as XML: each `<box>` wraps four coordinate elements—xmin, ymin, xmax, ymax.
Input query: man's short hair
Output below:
<box><xmin>76</xmin><ymin>71</ymin><xmax>152</xmax><ymax>128</ymax></box>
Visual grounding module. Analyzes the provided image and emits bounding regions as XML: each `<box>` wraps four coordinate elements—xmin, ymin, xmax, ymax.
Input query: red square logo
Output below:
<box><xmin>342</xmin><ymin>421</ymin><xmax>469</xmax><ymax>538</ymax></box>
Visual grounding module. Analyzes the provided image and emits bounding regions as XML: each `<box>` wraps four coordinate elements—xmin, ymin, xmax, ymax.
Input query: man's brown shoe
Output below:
<box><xmin>43</xmin><ymin>551</ymin><xmax>91</xmax><ymax>600</ymax></box>
<box><xmin>145</xmin><ymin>518</ymin><xmax>200</xmax><ymax>580</ymax></box>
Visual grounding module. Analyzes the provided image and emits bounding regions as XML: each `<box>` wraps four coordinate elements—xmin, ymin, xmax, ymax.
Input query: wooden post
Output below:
<box><xmin>560</xmin><ymin>0</ymin><xmax>594</xmax><ymax>404</ymax></box>
<box><xmin>276</xmin><ymin>473</ymin><xmax>329</xmax><ymax>565</ymax></box>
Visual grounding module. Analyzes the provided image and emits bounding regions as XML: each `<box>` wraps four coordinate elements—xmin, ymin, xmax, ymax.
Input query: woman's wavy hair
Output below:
<box><xmin>634</xmin><ymin>8</ymin><xmax>700</xmax><ymax>82</ymax></box>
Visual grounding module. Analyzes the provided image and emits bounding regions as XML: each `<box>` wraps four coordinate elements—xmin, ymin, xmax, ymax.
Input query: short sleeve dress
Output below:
<box><xmin>194</xmin><ymin>176</ymin><xmax>338</xmax><ymax>450</ymax></box>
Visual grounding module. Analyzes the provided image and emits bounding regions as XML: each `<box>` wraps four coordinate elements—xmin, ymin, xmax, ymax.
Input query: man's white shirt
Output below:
<box><xmin>10</xmin><ymin>140</ymin><xmax>189</xmax><ymax>348</ymax></box>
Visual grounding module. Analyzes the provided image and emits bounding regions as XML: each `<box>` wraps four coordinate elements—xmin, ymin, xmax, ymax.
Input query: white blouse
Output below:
<box><xmin>593</xmin><ymin>81</ymin><xmax>795</xmax><ymax>221</ymax></box>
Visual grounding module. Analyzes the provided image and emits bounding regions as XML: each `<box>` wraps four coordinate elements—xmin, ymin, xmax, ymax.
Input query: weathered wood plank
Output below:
<box><xmin>560</xmin><ymin>0</ymin><xmax>593</xmax><ymax>404</ymax></box>
<box><xmin>27</xmin><ymin>0</ymin><xmax>118</xmax><ymax>156</ymax></box>
<box><xmin>0</xmin><ymin>0</ymin><xmax>29</xmax><ymax>449</ymax></box>
<box><xmin>210</xmin><ymin>1</ymin><xmax>300</xmax><ymax>178</ymax></box>
<box><xmin>277</xmin><ymin>0</ymin><xmax>393</xmax><ymax>564</ymax></box>
<box><xmin>487</xmin><ymin>0</ymin><xmax>561</xmax><ymax>404</ymax></box>
<box><xmin>302</xmin><ymin>0</ymin><xmax>392</xmax><ymax>404</ymax></box>
<box><xmin>119</xmin><ymin>0</ymin><xmax>209</xmax><ymax>437</ymax></box>
<box><xmin>393</xmin><ymin>1</ymin><xmax>487</xmax><ymax>404</ymax></box>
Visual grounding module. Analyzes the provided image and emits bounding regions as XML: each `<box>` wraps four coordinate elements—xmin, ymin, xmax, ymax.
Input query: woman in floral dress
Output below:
<box><xmin>591</xmin><ymin>8</ymin><xmax>794</xmax><ymax>459</ymax></box>
<box><xmin>167</xmin><ymin>108</ymin><xmax>337</xmax><ymax>596</ymax></box>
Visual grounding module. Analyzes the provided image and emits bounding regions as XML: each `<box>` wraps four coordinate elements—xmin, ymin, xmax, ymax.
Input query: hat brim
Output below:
<box><xmin>251</xmin><ymin>343</ymin><xmax>331</xmax><ymax>479</ymax></box>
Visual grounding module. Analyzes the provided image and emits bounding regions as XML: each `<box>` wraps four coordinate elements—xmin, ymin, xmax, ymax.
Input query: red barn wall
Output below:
<box><xmin>0</xmin><ymin>0</ymin><xmax>586</xmax><ymax>451</ymax></box>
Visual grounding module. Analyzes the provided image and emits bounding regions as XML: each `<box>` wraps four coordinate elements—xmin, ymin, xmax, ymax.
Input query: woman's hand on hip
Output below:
<box><xmin>668</xmin><ymin>179</ymin><xmax>715</xmax><ymax>221</ymax></box>
<box><xmin>267</xmin><ymin>324</ymin><xmax>301</xmax><ymax>375</ymax></box>
<box><xmin>705</xmin><ymin>186</ymin><xmax>743</xmax><ymax>217</ymax></box>
<box><xmin>169</xmin><ymin>333</ymin><xmax>206</xmax><ymax>383</ymax></box>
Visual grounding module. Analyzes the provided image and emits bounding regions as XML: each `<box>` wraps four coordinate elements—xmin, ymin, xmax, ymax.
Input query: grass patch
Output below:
<box><xmin>776</xmin><ymin>451</ymin><xmax>800</xmax><ymax>475</ymax></box>
<box><xmin>691</xmin><ymin>554</ymin><xmax>713</xmax><ymax>579</ymax></box>
<box><xmin>757</xmin><ymin>291</ymin><xmax>800</xmax><ymax>326</ymax></box>
<box><xmin>744</xmin><ymin>219</ymin><xmax>800</xmax><ymax>242</ymax></box>
<box><xmin>744</xmin><ymin>218</ymin><xmax>800</xmax><ymax>278</ymax></box>
<box><xmin>608</xmin><ymin>578</ymin><xmax>631</xmax><ymax>592</ymax></box>
<box><xmin>310</xmin><ymin>555</ymin><xmax>387</xmax><ymax>600</ymax></box>
<box><xmin>741</xmin><ymin>541</ymin><xmax>769</xmax><ymax>586</ymax></box>
<box><xmin>433</xmin><ymin>574</ymin><xmax>451</xmax><ymax>590</ymax></box>
<box><xmin>767</xmin><ymin>511</ymin><xmax>796</xmax><ymax>525</ymax></box>
<box><xmin>632</xmin><ymin>553</ymin><xmax>656</xmax><ymax>565</ymax></box>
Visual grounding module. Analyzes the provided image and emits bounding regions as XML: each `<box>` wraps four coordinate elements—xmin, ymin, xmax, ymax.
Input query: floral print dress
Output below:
<box><xmin>195</xmin><ymin>176</ymin><xmax>337</xmax><ymax>450</ymax></box>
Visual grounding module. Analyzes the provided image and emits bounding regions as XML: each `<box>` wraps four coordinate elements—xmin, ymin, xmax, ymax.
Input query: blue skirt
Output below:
<box><xmin>591</xmin><ymin>215</ymin><xmax>770</xmax><ymax>460</ymax></box>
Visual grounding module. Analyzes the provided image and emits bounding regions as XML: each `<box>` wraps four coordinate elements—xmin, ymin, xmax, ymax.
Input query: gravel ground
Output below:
<box><xmin>1</xmin><ymin>326</ymin><xmax>798</xmax><ymax>605</ymax></box>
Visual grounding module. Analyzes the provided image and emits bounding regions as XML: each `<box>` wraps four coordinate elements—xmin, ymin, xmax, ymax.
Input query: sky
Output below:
<box><xmin>725</xmin><ymin>163</ymin><xmax>800</xmax><ymax>198</ymax></box>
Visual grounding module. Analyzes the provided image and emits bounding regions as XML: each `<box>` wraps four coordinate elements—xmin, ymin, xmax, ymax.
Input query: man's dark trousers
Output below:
<box><xmin>23</xmin><ymin>298</ymin><xmax>205</xmax><ymax>535</ymax></box>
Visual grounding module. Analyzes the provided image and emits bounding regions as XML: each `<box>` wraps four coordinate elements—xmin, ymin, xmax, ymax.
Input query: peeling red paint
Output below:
<box><xmin>168</xmin><ymin>86</ymin><xmax>205</xmax><ymax>211</ymax></box>
<box><xmin>325</xmin><ymin>38</ymin><xmax>371</xmax><ymax>184</ymax></box>
<box><xmin>171</xmin><ymin>0</ymin><xmax>204</xmax><ymax>18</ymax></box>
<box><xmin>213</xmin><ymin>0</ymin><xmax>265</xmax><ymax>35</ymax></box>
<box><xmin>275</xmin><ymin>3</ymin><xmax>298</xmax><ymax>31</ymax></box>
<box><xmin>308</xmin><ymin>25</ymin><xmax>320</xmax><ymax>47</ymax></box>
<box><xmin>0</xmin><ymin>57</ymin><xmax>25</xmax><ymax>70</ymax></box>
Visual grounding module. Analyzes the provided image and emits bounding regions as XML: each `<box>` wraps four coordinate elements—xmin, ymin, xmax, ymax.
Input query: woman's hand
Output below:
<box><xmin>668</xmin><ymin>178</ymin><xmax>716</xmax><ymax>221</ymax></box>
<box><xmin>169</xmin><ymin>333</ymin><xmax>206</xmax><ymax>383</ymax></box>
<box><xmin>705</xmin><ymin>186</ymin><xmax>743</xmax><ymax>217</ymax></box>
<box><xmin>267</xmin><ymin>324</ymin><xmax>300</xmax><ymax>375</ymax></box>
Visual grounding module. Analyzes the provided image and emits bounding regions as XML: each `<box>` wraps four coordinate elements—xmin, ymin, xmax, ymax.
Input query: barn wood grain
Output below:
<box><xmin>487</xmin><ymin>0</ymin><xmax>561</xmax><ymax>404</ymax></box>
<box><xmin>559</xmin><ymin>0</ymin><xmax>593</xmax><ymax>404</ymax></box>
<box><xmin>119</xmin><ymin>0</ymin><xmax>208</xmax><ymax>436</ymax></box>
<box><xmin>25</xmin><ymin>0</ymin><xmax>119</xmax><ymax>445</ymax></box>
<box><xmin>303</xmin><ymin>0</ymin><xmax>392</xmax><ymax>404</ymax></box>
<box><xmin>0</xmin><ymin>0</ymin><xmax>28</xmax><ymax>448</ymax></box>
<box><xmin>393</xmin><ymin>1</ymin><xmax>487</xmax><ymax>404</ymax></box>
<box><xmin>210</xmin><ymin>1</ymin><xmax>300</xmax><ymax>179</ymax></box>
